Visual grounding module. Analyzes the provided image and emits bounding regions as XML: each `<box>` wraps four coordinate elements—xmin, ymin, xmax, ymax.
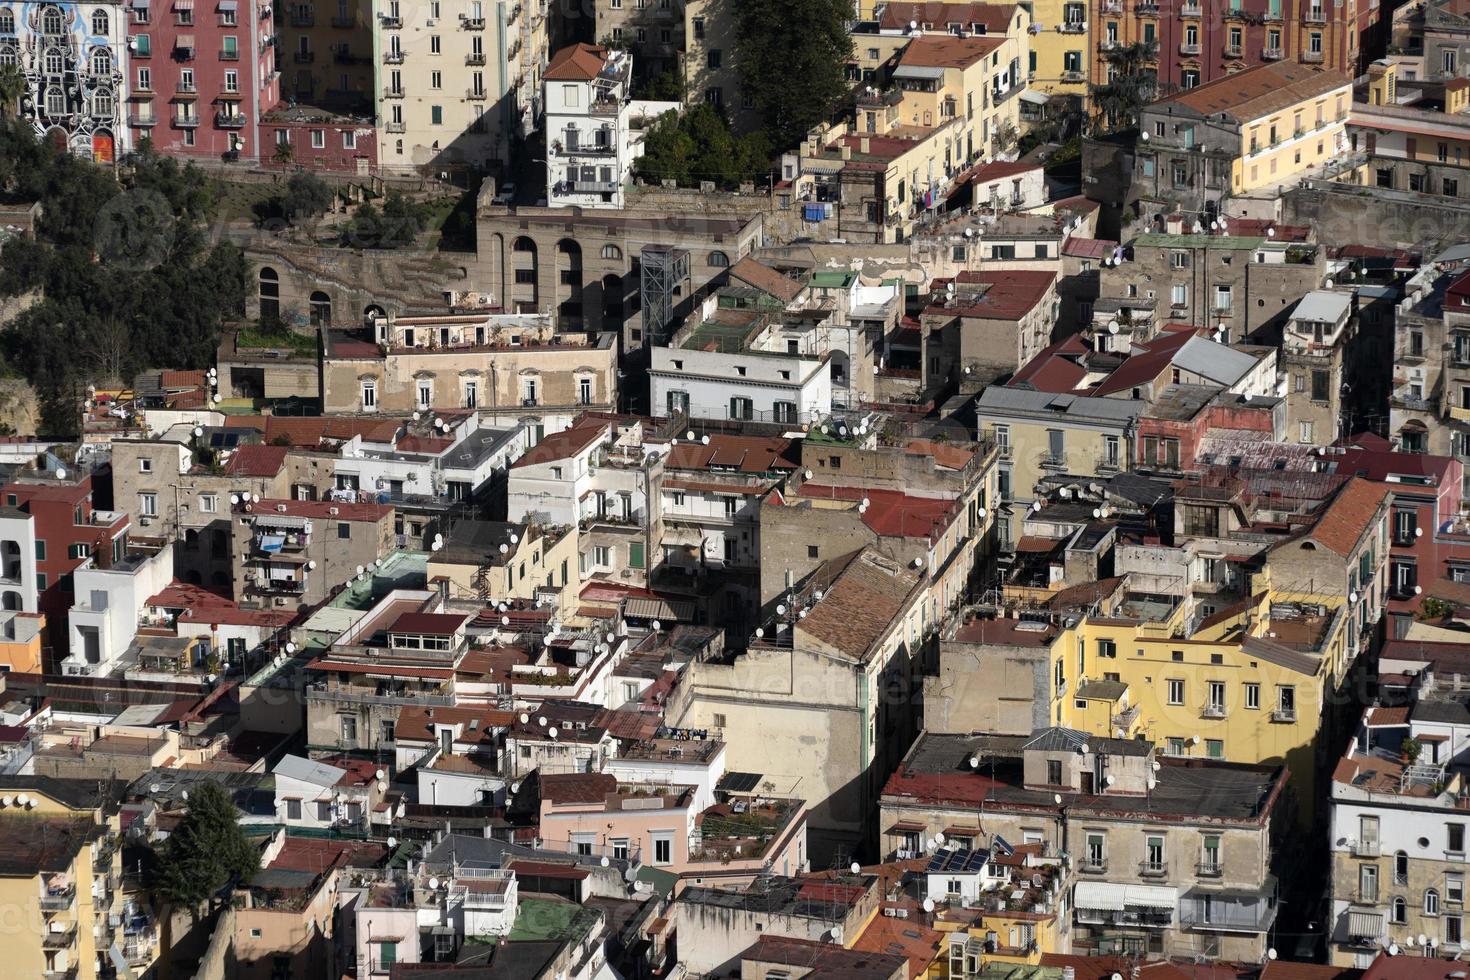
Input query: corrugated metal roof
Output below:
<box><xmin>1292</xmin><ymin>289</ymin><xmax>1353</xmax><ymax>323</ymax></box>
<box><xmin>977</xmin><ymin>385</ymin><xmax>1142</xmax><ymax>421</ymax></box>
<box><xmin>274</xmin><ymin>754</ymin><xmax>348</xmax><ymax>788</ymax></box>
<box><xmin>1173</xmin><ymin>336</ymin><xmax>1259</xmax><ymax>386</ymax></box>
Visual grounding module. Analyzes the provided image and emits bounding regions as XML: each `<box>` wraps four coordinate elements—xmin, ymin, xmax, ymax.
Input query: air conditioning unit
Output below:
<box><xmin>329</xmin><ymin>506</ymin><xmax>340</xmax><ymax>516</ymax></box>
<box><xmin>140</xmin><ymin>517</ymin><xmax>152</xmax><ymax>526</ymax></box>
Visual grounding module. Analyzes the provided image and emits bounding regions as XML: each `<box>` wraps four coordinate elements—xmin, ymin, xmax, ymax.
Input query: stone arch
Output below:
<box><xmin>258</xmin><ymin>267</ymin><xmax>281</xmax><ymax>320</ymax></box>
<box><xmin>556</xmin><ymin>238</ymin><xmax>583</xmax><ymax>325</ymax></box>
<box><xmin>309</xmin><ymin>290</ymin><xmax>332</xmax><ymax>328</ymax></box>
<box><xmin>511</xmin><ymin>236</ymin><xmax>538</xmax><ymax>312</ymax></box>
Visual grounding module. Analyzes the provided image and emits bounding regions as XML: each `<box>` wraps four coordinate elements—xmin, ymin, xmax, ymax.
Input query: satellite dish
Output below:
<box><xmin>969</xmin><ymin>756</ymin><xmax>979</xmax><ymax>768</ymax></box>
<box><xmin>776</xmin><ymin>604</ymin><xmax>786</xmax><ymax>615</ymax></box>
<box><xmin>502</xmin><ymin>615</ymin><xmax>510</xmax><ymax>626</ymax></box>
<box><xmin>934</xmin><ymin>832</ymin><xmax>946</xmax><ymax>845</ymax></box>
<box><xmin>387</xmin><ymin>837</ymin><xmax>397</xmax><ymax>848</ymax></box>
<box><xmin>850</xmin><ymin>862</ymin><xmax>862</xmax><ymax>874</ymax></box>
<box><xmin>651</xmin><ymin>619</ymin><xmax>662</xmax><ymax>631</ymax></box>
<box><xmin>192</xmin><ymin>426</ymin><xmax>204</xmax><ymax>438</ymax></box>
<box><xmin>375</xmin><ymin>769</ymin><xmax>385</xmax><ymax>780</ymax></box>
<box><xmin>755</xmin><ymin>628</ymin><xmax>764</xmax><ymax>638</ymax></box>
<box><xmin>1054</xmin><ymin>793</ymin><xmax>1062</xmax><ymax>805</ymax></box>
<box><xmin>922</xmin><ymin>898</ymin><xmax>935</xmax><ymax>912</ymax></box>
<box><xmin>601</xmin><ymin>856</ymin><xmax>610</xmax><ymax>867</ymax></box>
<box><xmin>1140</xmin><ymin>131</ymin><xmax>1149</xmax><ymax>141</ymax></box>
<box><xmin>548</xmin><ymin>727</ymin><xmax>559</xmax><ymax>738</ymax></box>
<box><xmin>428</xmin><ymin>877</ymin><xmax>440</xmax><ymax>890</ymax></box>
<box><xmin>1267</xmin><ymin>949</ymin><xmax>1278</xmax><ymax>960</ymax></box>
<box><xmin>55</xmin><ymin>468</ymin><xmax>66</xmax><ymax>480</ymax></box>
<box><xmin>285</xmin><ymin>642</ymin><xmax>296</xmax><ymax>654</ymax></box>
<box><xmin>537</xmin><ymin>716</ymin><xmax>547</xmax><ymax>727</ymax></box>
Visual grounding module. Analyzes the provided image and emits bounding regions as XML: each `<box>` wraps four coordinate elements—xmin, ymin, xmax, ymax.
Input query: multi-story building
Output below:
<box><xmin>1327</xmin><ymin>687</ymin><xmax>1470</xmax><ymax>966</ymax></box>
<box><xmin>544</xmin><ymin>43</ymin><xmax>674</xmax><ymax>209</ymax></box>
<box><xmin>1390</xmin><ymin>258</ymin><xmax>1470</xmax><ymax>457</ymax></box>
<box><xmin>920</xmin><ymin>269</ymin><xmax>1060</xmax><ymax>387</ymax></box>
<box><xmin>231</xmin><ymin>497</ymin><xmax>395</xmax><ymax>610</ymax></box>
<box><xmin>370</xmin><ymin>0</ymin><xmax>548</xmax><ymax>175</ymax></box>
<box><xmin>122</xmin><ymin>0</ymin><xmax>277</xmax><ymax>161</ymax></box>
<box><xmin>649</xmin><ymin>343</ymin><xmax>833</xmax><ymax>426</ymax></box>
<box><xmin>274</xmin><ymin>0</ymin><xmax>372</xmax><ymax>108</ymax></box>
<box><xmin>321</xmin><ymin>312</ymin><xmax>618</xmax><ymax>429</ymax></box>
<box><xmin>1346</xmin><ymin>65</ymin><xmax>1470</xmax><ymax>201</ymax></box>
<box><xmin>0</xmin><ymin>476</ymin><xmax>131</xmax><ymax>668</ymax></box>
<box><xmin>3</xmin><ymin>1</ymin><xmax>130</xmax><ymax>162</ymax></box>
<box><xmin>1092</xmin><ymin>0</ymin><xmax>1380</xmax><ymax>96</ymax></box>
<box><xmin>1132</xmin><ymin>61</ymin><xmax>1352</xmax><ymax>219</ymax></box>
<box><xmin>1281</xmin><ymin>288</ymin><xmax>1357</xmax><ymax>446</ymax></box>
<box><xmin>0</xmin><ymin>812</ymin><xmax>113</xmax><ymax>979</ymax></box>
<box><xmin>880</xmin><ymin>728</ymin><xmax>1290</xmax><ymax>961</ymax></box>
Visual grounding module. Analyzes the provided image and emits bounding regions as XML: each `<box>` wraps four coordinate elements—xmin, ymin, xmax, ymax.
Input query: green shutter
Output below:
<box><xmin>629</xmin><ymin>542</ymin><xmax>645</xmax><ymax>569</ymax></box>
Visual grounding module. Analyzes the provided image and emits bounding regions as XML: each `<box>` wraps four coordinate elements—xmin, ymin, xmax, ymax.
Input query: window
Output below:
<box><xmin>593</xmin><ymin>545</ymin><xmax>610</xmax><ymax>567</ymax></box>
<box><xmin>1449</xmin><ymin>873</ymin><xmax>1464</xmax><ymax>905</ymax></box>
<box><xmin>377</xmin><ymin>942</ymin><xmax>398</xmax><ymax>967</ymax></box>
<box><xmin>1205</xmin><ymin>738</ymin><xmax>1224</xmax><ymax>759</ymax></box>
<box><xmin>1360</xmin><ymin>864</ymin><xmax>1379</xmax><ymax>902</ymax></box>
<box><xmin>1427</xmin><ymin>888</ymin><xmax>1441</xmax><ymax>916</ymax></box>
<box><xmin>1171</xmin><ymin>284</ymin><xmax>1188</xmax><ymax>308</ymax></box>
<box><xmin>728</xmin><ymin>397</ymin><xmax>753</xmax><ymax>421</ymax></box>
<box><xmin>653</xmin><ymin>834</ymin><xmax>672</xmax><ymax>864</ymax></box>
<box><xmin>1047</xmin><ymin>759</ymin><xmax>1063</xmax><ymax>785</ymax></box>
<box><xmin>1276</xmin><ymin>685</ymin><xmax>1295</xmax><ymax>718</ymax></box>
<box><xmin>430</xmin><ymin>105</ymin><xmax>443</xmax><ymax>125</ymax></box>
<box><xmin>1167</xmin><ymin>678</ymin><xmax>1185</xmax><ymax>705</ymax></box>
<box><xmin>361</xmin><ymin>379</ymin><xmax>376</xmax><ymax>410</ymax></box>
<box><xmin>1311</xmin><ymin>369</ymin><xmax>1330</xmax><ymax>402</ymax></box>
<box><xmin>286</xmin><ymin>798</ymin><xmax>302</xmax><ymax>820</ymax></box>
<box><xmin>708</xmin><ymin>250</ymin><xmax>730</xmax><ymax>268</ymax></box>
<box><xmin>139</xmin><ymin>493</ymin><xmax>158</xmax><ymax>517</ymax></box>
<box><xmin>199</xmin><ymin>493</ymin><xmax>217</xmax><ymax>514</ymax></box>
<box><xmin>417</xmin><ymin>379</ymin><xmax>433</xmax><ymax>409</ymax></box>
<box><xmin>1098</xmin><ymin>638</ymin><xmax>1116</xmax><ymax>658</ymax></box>
<box><xmin>1450</xmin><ymin>823</ymin><xmax>1466</xmax><ymax>854</ymax></box>
<box><xmin>1244</xmin><ymin>682</ymin><xmax>1260</xmax><ymax>709</ymax></box>
<box><xmin>340</xmin><ymin>715</ymin><xmax>357</xmax><ymax>742</ymax></box>
<box><xmin>337</xmin><ymin>522</ymin><xmax>351</xmax><ymax>540</ymax></box>
<box><xmin>1201</xmin><ymin>834</ymin><xmax>1221</xmax><ymax>872</ymax></box>
<box><xmin>1086</xmin><ymin>833</ymin><xmax>1105</xmax><ymax>868</ymax></box>
<box><xmin>1392</xmin><ymin>896</ymin><xmax>1408</xmax><ymax>923</ymax></box>
<box><xmin>1144</xmin><ymin>835</ymin><xmax>1165</xmax><ymax>873</ymax></box>
<box><xmin>1206</xmin><ymin>681</ymin><xmax>1226</xmax><ymax>714</ymax></box>
<box><xmin>1213</xmin><ymin>284</ymin><xmax>1232</xmax><ymax>312</ymax></box>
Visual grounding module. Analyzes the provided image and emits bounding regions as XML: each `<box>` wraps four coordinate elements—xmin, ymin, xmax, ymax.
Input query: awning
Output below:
<box><xmin>174</xmin><ymin>0</ymin><xmax>194</xmax><ymax>8</ymax></box>
<box><xmin>218</xmin><ymin>0</ymin><xmax>237</xmax><ymax>8</ymax></box>
<box><xmin>254</xmin><ymin>514</ymin><xmax>310</xmax><ymax>529</ymax></box>
<box><xmin>888</xmin><ymin>821</ymin><xmax>926</xmax><ymax>834</ymax></box>
<box><xmin>1348</xmin><ymin>910</ymin><xmax>1383</xmax><ymax>937</ymax></box>
<box><xmin>893</xmin><ymin>65</ymin><xmax>945</xmax><ymax>82</ymax></box>
<box><xmin>621</xmin><ymin>597</ymin><xmax>694</xmax><ymax>623</ymax></box>
<box><xmin>175</xmin><ymin>34</ymin><xmax>195</xmax><ymax>48</ymax></box>
<box><xmin>258</xmin><ymin>534</ymin><xmax>285</xmax><ymax>553</ymax></box>
<box><xmin>1074</xmin><ymin>881</ymin><xmax>1177</xmax><ymax>911</ymax></box>
<box><xmin>130</xmin><ymin>0</ymin><xmax>148</xmax><ymax>7</ymax></box>
<box><xmin>636</xmin><ymin>865</ymin><xmax>679</xmax><ymax>898</ymax></box>
<box><xmin>1019</xmin><ymin>89</ymin><xmax>1050</xmax><ymax>105</ymax></box>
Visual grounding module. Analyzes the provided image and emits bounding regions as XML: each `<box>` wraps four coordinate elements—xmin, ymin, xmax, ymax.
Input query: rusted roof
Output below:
<box><xmin>1283</xmin><ymin>477</ymin><xmax>1389</xmax><ymax>558</ymax></box>
<box><xmin>898</xmin><ymin>32</ymin><xmax>1004</xmax><ymax>69</ymax></box>
<box><xmin>540</xmin><ymin>771</ymin><xmax>617</xmax><ymax>804</ymax></box>
<box><xmin>222</xmin><ymin>444</ymin><xmax>289</xmax><ymax>478</ymax></box>
<box><xmin>877</xmin><ymin>1</ymin><xmax>1016</xmax><ymax>34</ymax></box>
<box><xmin>799</xmin><ymin>550</ymin><xmax>920</xmax><ymax>662</ymax></box>
<box><xmin>728</xmin><ymin>256</ymin><xmax>805</xmax><ymax>304</ymax></box>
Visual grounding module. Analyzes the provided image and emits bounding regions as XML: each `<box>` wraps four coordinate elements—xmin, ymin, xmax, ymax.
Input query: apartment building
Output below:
<box><xmin>5</xmin><ymin>0</ymin><xmax>130</xmax><ymax>162</ymax></box>
<box><xmin>1132</xmin><ymin>61</ymin><xmax>1352</xmax><ymax>218</ymax></box>
<box><xmin>543</xmin><ymin>43</ymin><xmax>674</xmax><ymax>209</ymax></box>
<box><xmin>231</xmin><ymin>497</ymin><xmax>395</xmax><ymax>610</ymax></box>
<box><xmin>975</xmin><ymin>386</ymin><xmax>1140</xmax><ymax>548</ymax></box>
<box><xmin>111</xmin><ymin>439</ymin><xmax>292</xmax><ymax>590</ymax></box>
<box><xmin>1281</xmin><ymin>289</ymin><xmax>1357</xmax><ymax>446</ymax></box>
<box><xmin>1092</xmin><ymin>0</ymin><xmax>1378</xmax><ymax>95</ymax></box>
<box><xmin>371</xmin><ymin>0</ymin><xmax>548</xmax><ymax>174</ymax></box>
<box><xmin>1348</xmin><ymin>65</ymin><xmax>1470</xmax><ymax>201</ymax></box>
<box><xmin>666</xmin><ymin>545</ymin><xmax>928</xmax><ymax>862</ymax></box>
<box><xmin>322</xmin><ymin>312</ymin><xmax>618</xmax><ymax>430</ymax></box>
<box><xmin>880</xmin><ymin>728</ymin><xmax>1290</xmax><ymax>960</ymax></box>
<box><xmin>920</xmin><ymin>269</ymin><xmax>1060</xmax><ymax>386</ymax></box>
<box><xmin>0</xmin><ymin>814</ymin><xmax>112</xmax><ymax>980</ymax></box>
<box><xmin>1390</xmin><ymin>261</ymin><xmax>1470</xmax><ymax>457</ymax></box>
<box><xmin>1328</xmin><ymin>688</ymin><xmax>1470</xmax><ymax>966</ymax></box>
<box><xmin>123</xmin><ymin>0</ymin><xmax>278</xmax><ymax>160</ymax></box>
<box><xmin>275</xmin><ymin>0</ymin><xmax>373</xmax><ymax>108</ymax></box>
<box><xmin>649</xmin><ymin>344</ymin><xmax>832</xmax><ymax>426</ymax></box>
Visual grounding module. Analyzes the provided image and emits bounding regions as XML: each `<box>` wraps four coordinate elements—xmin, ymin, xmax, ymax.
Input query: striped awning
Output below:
<box><xmin>1348</xmin><ymin>910</ymin><xmax>1384</xmax><ymax>937</ymax></box>
<box><xmin>621</xmin><ymin>597</ymin><xmax>694</xmax><ymax>623</ymax></box>
<box><xmin>1074</xmin><ymin>881</ymin><xmax>1177</xmax><ymax>912</ymax></box>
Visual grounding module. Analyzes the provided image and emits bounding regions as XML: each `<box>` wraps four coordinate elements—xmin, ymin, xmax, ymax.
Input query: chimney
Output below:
<box><xmin>860</xmin><ymin>137</ymin><xmax>871</xmax><ymax>155</ymax></box>
<box><xmin>840</xmin><ymin>144</ymin><xmax>853</xmax><ymax>161</ymax></box>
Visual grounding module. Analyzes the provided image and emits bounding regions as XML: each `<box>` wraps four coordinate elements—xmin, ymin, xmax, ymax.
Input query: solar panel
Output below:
<box><xmin>925</xmin><ymin>847</ymin><xmax>989</xmax><ymax>874</ymax></box>
<box><xmin>721</xmin><ymin>771</ymin><xmax>762</xmax><ymax>793</ymax></box>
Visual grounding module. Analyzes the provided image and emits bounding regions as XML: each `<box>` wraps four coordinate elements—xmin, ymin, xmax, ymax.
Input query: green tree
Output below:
<box><xmin>279</xmin><ymin>172</ymin><xmax>334</xmax><ymax>225</ymax></box>
<box><xmin>339</xmin><ymin>200</ymin><xmax>384</xmax><ymax>248</ymax></box>
<box><xmin>636</xmin><ymin>104</ymin><xmax>771</xmax><ymax>190</ymax></box>
<box><xmin>735</xmin><ymin>0</ymin><xmax>852</xmax><ymax>149</ymax></box>
<box><xmin>0</xmin><ymin>64</ymin><xmax>23</xmax><ymax>119</ymax></box>
<box><xmin>1090</xmin><ymin>43</ymin><xmax>1158</xmax><ymax>133</ymax></box>
<box><xmin>149</xmin><ymin>781</ymin><xmax>258</xmax><ymax>918</ymax></box>
<box><xmin>380</xmin><ymin>189</ymin><xmax>427</xmax><ymax>247</ymax></box>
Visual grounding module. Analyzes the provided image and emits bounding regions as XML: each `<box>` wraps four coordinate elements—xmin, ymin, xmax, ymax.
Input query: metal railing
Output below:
<box><xmin>305</xmin><ymin>682</ymin><xmax>454</xmax><ymax>708</ymax></box>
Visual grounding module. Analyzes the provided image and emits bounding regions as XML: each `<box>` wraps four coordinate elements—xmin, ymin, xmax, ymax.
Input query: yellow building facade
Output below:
<box><xmin>1027</xmin><ymin>0</ymin><xmax>1091</xmax><ymax>106</ymax></box>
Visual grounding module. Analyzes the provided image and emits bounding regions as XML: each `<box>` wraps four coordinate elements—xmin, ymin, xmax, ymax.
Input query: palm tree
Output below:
<box><xmin>0</xmin><ymin>64</ymin><xmax>25</xmax><ymax>119</ymax></box>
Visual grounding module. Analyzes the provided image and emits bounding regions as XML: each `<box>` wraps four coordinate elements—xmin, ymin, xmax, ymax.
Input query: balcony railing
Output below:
<box><xmin>467</xmin><ymin>88</ymin><xmax>488</xmax><ymax>100</ymax></box>
<box><xmin>128</xmin><ymin>114</ymin><xmax>158</xmax><ymax>126</ymax></box>
<box><xmin>1136</xmin><ymin>1</ymin><xmax>1158</xmax><ymax>12</ymax></box>
<box><xmin>383</xmin><ymin>50</ymin><xmax>404</xmax><ymax>63</ymax></box>
<box><xmin>1263</xmin><ymin>46</ymin><xmax>1284</xmax><ymax>60</ymax></box>
<box><xmin>380</xmin><ymin>14</ymin><xmax>402</xmax><ymax>27</ymax></box>
<box><xmin>175</xmin><ymin>82</ymin><xmax>197</xmax><ymax>94</ymax></box>
<box><xmin>40</xmin><ymin>887</ymin><xmax>76</xmax><ymax>911</ymax></box>
<box><xmin>172</xmin><ymin>115</ymin><xmax>201</xmax><ymax>128</ymax></box>
<box><xmin>42</xmin><ymin>926</ymin><xmax>77</xmax><ymax>949</ymax></box>
<box><xmin>1224</xmin><ymin>44</ymin><xmax>1242</xmax><ymax>57</ymax></box>
<box><xmin>1139</xmin><ymin>860</ymin><xmax>1169</xmax><ymax>878</ymax></box>
<box><xmin>1057</xmin><ymin>21</ymin><xmax>1086</xmax><ymax>32</ymax></box>
<box><xmin>1351</xmin><ymin>839</ymin><xmax>1381</xmax><ymax>857</ymax></box>
<box><xmin>1079</xmin><ymin>858</ymin><xmax>1108</xmax><ymax>874</ymax></box>
<box><xmin>1180</xmin><ymin>897</ymin><xmax>1278</xmax><ymax>932</ymax></box>
<box><xmin>383</xmin><ymin>86</ymin><xmax>405</xmax><ymax>98</ymax></box>
<box><xmin>331</xmin><ymin>14</ymin><xmax>356</xmax><ymax>26</ymax></box>
<box><xmin>1304</xmin><ymin>7</ymin><xmax>1326</xmax><ymax>21</ymax></box>
<box><xmin>215</xmin><ymin>111</ymin><xmax>246</xmax><ymax>128</ymax></box>
<box><xmin>1202</xmin><ymin>703</ymin><xmax>1226</xmax><ymax>719</ymax></box>
<box><xmin>466</xmin><ymin>52</ymin><xmax>486</xmax><ymax>65</ymax></box>
<box><xmin>290</xmin><ymin>12</ymin><xmax>314</xmax><ymax>25</ymax></box>
<box><xmin>219</xmin><ymin>49</ymin><xmax>239</xmax><ymax>60</ymax></box>
<box><xmin>294</xmin><ymin>50</ymin><xmax>315</xmax><ymax>63</ymax></box>
<box><xmin>462</xmin><ymin>15</ymin><xmax>485</xmax><ymax>28</ymax></box>
<box><xmin>386</xmin><ymin>120</ymin><xmax>406</xmax><ymax>132</ymax></box>
<box><xmin>1180</xmin><ymin>42</ymin><xmax>1201</xmax><ymax>55</ymax></box>
<box><xmin>305</xmin><ymin>682</ymin><xmax>454</xmax><ymax>708</ymax></box>
<box><xmin>1196</xmin><ymin>861</ymin><xmax>1223</xmax><ymax>878</ymax></box>
<box><xmin>1301</xmin><ymin>50</ymin><xmax>1323</xmax><ymax>62</ymax></box>
<box><xmin>1270</xmin><ymin>707</ymin><xmax>1296</xmax><ymax>723</ymax></box>
<box><xmin>1181</xmin><ymin>2</ymin><xmax>1201</xmax><ymax>14</ymax></box>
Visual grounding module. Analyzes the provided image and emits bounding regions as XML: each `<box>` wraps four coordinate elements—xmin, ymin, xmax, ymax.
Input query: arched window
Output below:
<box><xmin>44</xmin><ymin>47</ymin><xmax>63</xmax><ymax>74</ymax></box>
<box><xmin>707</xmin><ymin>250</ymin><xmax>729</xmax><ymax>268</ymax></box>
<box><xmin>90</xmin><ymin>48</ymin><xmax>111</xmax><ymax>75</ymax></box>
<box><xmin>41</xmin><ymin>6</ymin><xmax>63</xmax><ymax>34</ymax></box>
<box><xmin>309</xmin><ymin>291</ymin><xmax>332</xmax><ymax>328</ymax></box>
<box><xmin>600</xmin><ymin>244</ymin><xmax>622</xmax><ymax>260</ymax></box>
<box><xmin>1391</xmin><ymin>896</ymin><xmax>1407</xmax><ymax>924</ymax></box>
<box><xmin>0</xmin><ymin>10</ymin><xmax>14</xmax><ymax>34</ymax></box>
<box><xmin>1426</xmin><ymin>888</ymin><xmax>1441</xmax><ymax>915</ymax></box>
<box><xmin>90</xmin><ymin>9</ymin><xmax>108</xmax><ymax>35</ymax></box>
<box><xmin>0</xmin><ymin>45</ymin><xmax>15</xmax><ymax>66</ymax></box>
<box><xmin>1395</xmin><ymin>850</ymin><xmax>1409</xmax><ymax>884</ymax></box>
<box><xmin>91</xmin><ymin>88</ymin><xmax>112</xmax><ymax>117</ymax></box>
<box><xmin>258</xmin><ymin>267</ymin><xmax>280</xmax><ymax>320</ymax></box>
<box><xmin>44</xmin><ymin>88</ymin><xmax>65</xmax><ymax>115</ymax></box>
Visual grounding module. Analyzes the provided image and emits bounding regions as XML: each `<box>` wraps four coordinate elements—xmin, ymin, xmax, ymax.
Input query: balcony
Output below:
<box><xmin>42</xmin><ymin>926</ymin><xmax>77</xmax><ymax>950</ymax></box>
<box><xmin>1304</xmin><ymin>7</ymin><xmax>1326</xmax><ymax>21</ymax></box>
<box><xmin>1202</xmin><ymin>703</ymin><xmax>1226</xmax><ymax>719</ymax></box>
<box><xmin>1302</xmin><ymin>50</ymin><xmax>1323</xmax><ymax>62</ymax></box>
<box><xmin>466</xmin><ymin>88</ymin><xmax>488</xmax><ymax>100</ymax></box>
<box><xmin>1196</xmin><ymin>862</ymin><xmax>1223</xmax><ymax>878</ymax></box>
<box><xmin>289</xmin><ymin>12</ymin><xmax>314</xmax><ymax>26</ymax></box>
<box><xmin>215</xmin><ymin>111</ymin><xmax>246</xmax><ymax>128</ymax></box>
<box><xmin>40</xmin><ymin>886</ymin><xmax>76</xmax><ymax>911</ymax></box>
<box><xmin>1139</xmin><ymin>860</ymin><xmax>1169</xmax><ymax>878</ymax></box>
<box><xmin>1061</xmin><ymin>70</ymin><xmax>1086</xmax><ymax>83</ymax></box>
<box><xmin>1136</xmin><ymin>1</ymin><xmax>1158</xmax><ymax>12</ymax></box>
<box><xmin>172</xmin><ymin>115</ymin><xmax>201</xmax><ymax>128</ymax></box>
<box><xmin>1057</xmin><ymin>21</ymin><xmax>1086</xmax><ymax>32</ymax></box>
<box><xmin>462</xmin><ymin>15</ymin><xmax>485</xmax><ymax>28</ymax></box>
<box><xmin>466</xmin><ymin>52</ymin><xmax>486</xmax><ymax>65</ymax></box>
<box><xmin>386</xmin><ymin>120</ymin><xmax>406</xmax><ymax>133</ymax></box>
<box><xmin>380</xmin><ymin>14</ymin><xmax>402</xmax><ymax>27</ymax></box>
<box><xmin>1263</xmin><ymin>47</ymin><xmax>1284</xmax><ymax>60</ymax></box>
<box><xmin>175</xmin><ymin>82</ymin><xmax>197</xmax><ymax>95</ymax></box>
<box><xmin>1180</xmin><ymin>42</ymin><xmax>1201</xmax><ymax>55</ymax></box>
<box><xmin>1079</xmin><ymin>859</ymin><xmax>1108</xmax><ymax>874</ymax></box>
<box><xmin>383</xmin><ymin>86</ymin><xmax>405</xmax><ymax>98</ymax></box>
<box><xmin>331</xmin><ymin>14</ymin><xmax>356</xmax><ymax>26</ymax></box>
<box><xmin>1102</xmin><ymin>0</ymin><xmax>1122</xmax><ymax>10</ymax></box>
<box><xmin>1271</xmin><ymin>707</ymin><xmax>1296</xmax><ymax>723</ymax></box>
<box><xmin>128</xmin><ymin>114</ymin><xmax>158</xmax><ymax>126</ymax></box>
<box><xmin>1350</xmin><ymin>839</ymin><xmax>1381</xmax><ymax>857</ymax></box>
<box><xmin>1181</xmin><ymin>2</ymin><xmax>1201</xmax><ymax>13</ymax></box>
<box><xmin>219</xmin><ymin>48</ymin><xmax>239</xmax><ymax>60</ymax></box>
<box><xmin>306</xmin><ymin>682</ymin><xmax>455</xmax><ymax>708</ymax></box>
<box><xmin>383</xmin><ymin>50</ymin><xmax>404</xmax><ymax>64</ymax></box>
<box><xmin>1223</xmin><ymin>44</ymin><xmax>1242</xmax><ymax>57</ymax></box>
<box><xmin>294</xmin><ymin>50</ymin><xmax>315</xmax><ymax>63</ymax></box>
<box><xmin>1180</xmin><ymin>891</ymin><xmax>1278</xmax><ymax>933</ymax></box>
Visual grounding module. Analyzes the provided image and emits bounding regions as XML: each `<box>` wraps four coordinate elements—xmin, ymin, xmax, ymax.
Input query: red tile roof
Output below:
<box><xmin>898</xmin><ymin>33</ymin><xmax>1004</xmax><ymax>69</ymax></box>
<box><xmin>393</xmin><ymin>705</ymin><xmax>516</xmax><ymax>745</ymax></box>
<box><xmin>544</xmin><ymin>43</ymin><xmax>609</xmax><ymax>81</ymax></box>
<box><xmin>224</xmin><ymin>415</ymin><xmax>403</xmax><ymax>448</ymax></box>
<box><xmin>665</xmin><ymin>434</ymin><xmax>799</xmax><ymax>473</ymax></box>
<box><xmin>969</xmin><ymin>159</ymin><xmax>1043</xmax><ymax>184</ymax></box>
<box><xmin>160</xmin><ymin>370</ymin><xmax>207</xmax><ymax>390</ymax></box>
<box><xmin>540</xmin><ymin>772</ymin><xmax>617</xmax><ymax>804</ymax></box>
<box><xmin>1062</xmin><ymin>237</ymin><xmax>1118</xmax><ymax>259</ymax></box>
<box><xmin>147</xmin><ymin>580</ymin><xmax>295</xmax><ymax>628</ymax></box>
<box><xmin>1287</xmin><ymin>477</ymin><xmax>1389</xmax><ymax>557</ymax></box>
<box><xmin>389</xmin><ymin>611</ymin><xmax>467</xmax><ymax>636</ymax></box>
<box><xmin>797</xmin><ymin>484</ymin><xmax>961</xmax><ymax>540</ymax></box>
<box><xmin>513</xmin><ymin>416</ymin><xmax>610</xmax><ymax>468</ymax></box>
<box><xmin>1153</xmin><ymin>61</ymin><xmax>1350</xmax><ymax>121</ymax></box>
<box><xmin>222</xmin><ymin>444</ymin><xmax>289</xmax><ymax>478</ymax></box>
<box><xmin>930</xmin><ymin>270</ymin><xmax>1056</xmax><ymax>320</ymax></box>
<box><xmin>728</xmin><ymin>257</ymin><xmax>805</xmax><ymax>304</ymax></box>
